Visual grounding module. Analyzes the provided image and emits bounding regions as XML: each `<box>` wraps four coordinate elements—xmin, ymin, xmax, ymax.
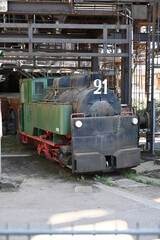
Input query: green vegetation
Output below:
<box><xmin>140</xmin><ymin>168</ymin><xmax>149</xmax><ymax>175</ymax></box>
<box><xmin>93</xmin><ymin>174</ymin><xmax>114</xmax><ymax>186</ymax></box>
<box><xmin>80</xmin><ymin>175</ymin><xmax>85</xmax><ymax>182</ymax></box>
<box><xmin>77</xmin><ymin>175</ymin><xmax>85</xmax><ymax>182</ymax></box>
<box><xmin>123</xmin><ymin>172</ymin><xmax>160</xmax><ymax>187</ymax></box>
<box><xmin>140</xmin><ymin>159</ymin><xmax>145</xmax><ymax>163</ymax></box>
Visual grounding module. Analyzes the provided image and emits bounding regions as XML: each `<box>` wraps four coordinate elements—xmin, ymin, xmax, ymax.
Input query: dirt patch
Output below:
<box><xmin>1</xmin><ymin>134</ymin><xmax>78</xmax><ymax>187</ymax></box>
<box><xmin>2</xmin><ymin>133</ymin><xmax>33</xmax><ymax>153</ymax></box>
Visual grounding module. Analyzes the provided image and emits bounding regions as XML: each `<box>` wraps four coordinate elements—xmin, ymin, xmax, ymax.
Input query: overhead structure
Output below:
<box><xmin>0</xmin><ymin>0</ymin><xmax>138</xmax><ymax>105</ymax></box>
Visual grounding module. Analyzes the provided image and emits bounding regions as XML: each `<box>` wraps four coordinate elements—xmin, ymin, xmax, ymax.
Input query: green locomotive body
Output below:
<box><xmin>20</xmin><ymin>77</ymin><xmax>72</xmax><ymax>142</ymax></box>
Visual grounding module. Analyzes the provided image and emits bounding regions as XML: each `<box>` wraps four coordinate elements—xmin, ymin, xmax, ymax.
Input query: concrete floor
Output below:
<box><xmin>1</xmin><ymin>176</ymin><xmax>160</xmax><ymax>240</ymax></box>
<box><xmin>0</xmin><ymin>135</ymin><xmax>160</xmax><ymax>240</ymax></box>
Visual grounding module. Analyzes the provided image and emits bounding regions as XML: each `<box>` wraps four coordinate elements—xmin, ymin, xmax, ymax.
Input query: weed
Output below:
<box><xmin>140</xmin><ymin>159</ymin><xmax>145</xmax><ymax>163</ymax></box>
<box><xmin>93</xmin><ymin>175</ymin><xmax>101</xmax><ymax>182</ymax></box>
<box><xmin>76</xmin><ymin>176</ymin><xmax>84</xmax><ymax>182</ymax></box>
<box><xmin>102</xmin><ymin>177</ymin><xmax>113</xmax><ymax>186</ymax></box>
<box><xmin>144</xmin><ymin>179</ymin><xmax>159</xmax><ymax>186</ymax></box>
<box><xmin>93</xmin><ymin>175</ymin><xmax>114</xmax><ymax>186</ymax></box>
<box><xmin>123</xmin><ymin>172</ymin><xmax>160</xmax><ymax>187</ymax></box>
<box><xmin>140</xmin><ymin>168</ymin><xmax>149</xmax><ymax>175</ymax></box>
<box><xmin>123</xmin><ymin>172</ymin><xmax>136</xmax><ymax>180</ymax></box>
<box><xmin>16</xmin><ymin>180</ymin><xmax>23</xmax><ymax>185</ymax></box>
<box><xmin>81</xmin><ymin>175</ymin><xmax>85</xmax><ymax>181</ymax></box>
<box><xmin>58</xmin><ymin>170</ymin><xmax>63</xmax><ymax>176</ymax></box>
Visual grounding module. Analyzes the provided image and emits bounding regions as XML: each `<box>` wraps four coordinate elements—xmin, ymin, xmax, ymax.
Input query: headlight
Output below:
<box><xmin>132</xmin><ymin>117</ymin><xmax>138</xmax><ymax>125</ymax></box>
<box><xmin>75</xmin><ymin>120</ymin><xmax>83</xmax><ymax>128</ymax></box>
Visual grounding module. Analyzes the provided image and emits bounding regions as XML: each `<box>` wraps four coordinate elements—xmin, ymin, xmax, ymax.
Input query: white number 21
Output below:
<box><xmin>93</xmin><ymin>79</ymin><xmax>108</xmax><ymax>95</ymax></box>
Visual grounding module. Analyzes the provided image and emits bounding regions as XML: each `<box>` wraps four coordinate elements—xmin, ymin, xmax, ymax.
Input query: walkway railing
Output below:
<box><xmin>0</xmin><ymin>229</ymin><xmax>160</xmax><ymax>240</ymax></box>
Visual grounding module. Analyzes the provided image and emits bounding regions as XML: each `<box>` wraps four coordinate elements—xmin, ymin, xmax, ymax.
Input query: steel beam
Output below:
<box><xmin>0</xmin><ymin>23</ymin><xmax>129</xmax><ymax>30</ymax></box>
<box><xmin>0</xmin><ymin>57</ymin><xmax>91</xmax><ymax>61</ymax></box>
<box><xmin>7</xmin><ymin>1</ymin><xmax>72</xmax><ymax>15</ymax></box>
<box><xmin>3</xmin><ymin>52</ymin><xmax>128</xmax><ymax>57</ymax></box>
<box><xmin>0</xmin><ymin>36</ymin><xmax>129</xmax><ymax>44</ymax></box>
<box><xmin>16</xmin><ymin>66</ymin><xmax>91</xmax><ymax>70</ymax></box>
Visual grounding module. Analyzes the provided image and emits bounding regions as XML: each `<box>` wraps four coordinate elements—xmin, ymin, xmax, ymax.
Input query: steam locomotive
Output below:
<box><xmin>19</xmin><ymin>74</ymin><xmax>140</xmax><ymax>173</ymax></box>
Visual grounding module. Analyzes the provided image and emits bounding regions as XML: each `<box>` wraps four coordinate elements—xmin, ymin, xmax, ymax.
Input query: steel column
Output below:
<box><xmin>0</xmin><ymin>100</ymin><xmax>2</xmax><ymax>184</ymax></box>
<box><xmin>28</xmin><ymin>21</ymin><xmax>33</xmax><ymax>55</ymax></box>
<box><xmin>150</xmin><ymin>0</ymin><xmax>156</xmax><ymax>152</ymax></box>
<box><xmin>121</xmin><ymin>12</ymin><xmax>132</xmax><ymax>106</ymax></box>
<box><xmin>91</xmin><ymin>44</ymin><xmax>99</xmax><ymax>80</ymax></box>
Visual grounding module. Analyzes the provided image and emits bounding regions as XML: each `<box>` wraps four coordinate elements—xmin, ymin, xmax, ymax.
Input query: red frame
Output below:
<box><xmin>19</xmin><ymin>105</ymin><xmax>85</xmax><ymax>165</ymax></box>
